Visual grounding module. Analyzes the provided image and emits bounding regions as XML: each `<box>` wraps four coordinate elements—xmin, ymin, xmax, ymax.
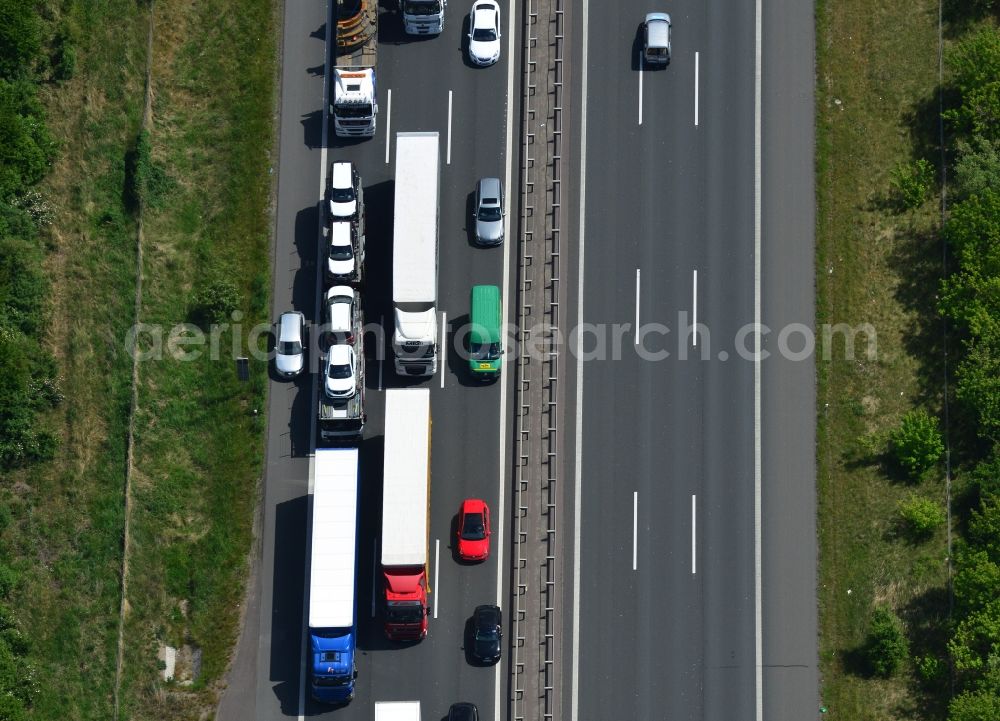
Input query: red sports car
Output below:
<box><xmin>456</xmin><ymin>499</ymin><xmax>491</xmax><ymax>561</ymax></box>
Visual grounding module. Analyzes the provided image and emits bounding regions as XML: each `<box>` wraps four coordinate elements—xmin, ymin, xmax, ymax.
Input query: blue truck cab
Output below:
<box><xmin>309</xmin><ymin>625</ymin><xmax>356</xmax><ymax>703</ymax></box>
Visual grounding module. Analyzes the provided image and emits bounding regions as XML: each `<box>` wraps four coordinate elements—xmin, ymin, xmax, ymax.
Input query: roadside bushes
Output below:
<box><xmin>866</xmin><ymin>607</ymin><xmax>909</xmax><ymax>677</ymax></box>
<box><xmin>939</xmin><ymin>23</ymin><xmax>1000</xmax><ymax>720</ymax></box>
<box><xmin>891</xmin><ymin>158</ymin><xmax>936</xmax><ymax>210</ymax></box>
<box><xmin>898</xmin><ymin>494</ymin><xmax>946</xmax><ymax>538</ymax></box>
<box><xmin>890</xmin><ymin>409</ymin><xmax>944</xmax><ymax>479</ymax></box>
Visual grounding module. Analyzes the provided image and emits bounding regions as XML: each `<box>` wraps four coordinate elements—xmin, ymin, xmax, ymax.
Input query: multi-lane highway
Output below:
<box><xmin>219</xmin><ymin>1</ymin><xmax>518</xmax><ymax>720</ymax></box>
<box><xmin>562</xmin><ymin>1</ymin><xmax>817</xmax><ymax>721</ymax></box>
<box><xmin>218</xmin><ymin>0</ymin><xmax>817</xmax><ymax>720</ymax></box>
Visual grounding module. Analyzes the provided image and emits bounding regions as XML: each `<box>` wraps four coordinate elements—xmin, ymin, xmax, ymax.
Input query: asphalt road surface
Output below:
<box><xmin>561</xmin><ymin>1</ymin><xmax>817</xmax><ymax>721</ymax></box>
<box><xmin>218</xmin><ymin>0</ymin><xmax>817</xmax><ymax>719</ymax></box>
<box><xmin>219</xmin><ymin>1</ymin><xmax>519</xmax><ymax>720</ymax></box>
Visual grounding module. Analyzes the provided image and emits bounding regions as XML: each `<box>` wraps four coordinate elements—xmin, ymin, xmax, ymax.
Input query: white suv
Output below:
<box><xmin>327</xmin><ymin>161</ymin><xmax>361</xmax><ymax>220</ymax></box>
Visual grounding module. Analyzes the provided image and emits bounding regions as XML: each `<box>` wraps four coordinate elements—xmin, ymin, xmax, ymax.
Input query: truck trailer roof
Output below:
<box><xmin>392</xmin><ymin>132</ymin><xmax>440</xmax><ymax>305</ymax></box>
<box><xmin>374</xmin><ymin>701</ymin><xmax>421</xmax><ymax>721</ymax></box>
<box><xmin>381</xmin><ymin>389</ymin><xmax>431</xmax><ymax>567</ymax></box>
<box><xmin>309</xmin><ymin>448</ymin><xmax>359</xmax><ymax>628</ymax></box>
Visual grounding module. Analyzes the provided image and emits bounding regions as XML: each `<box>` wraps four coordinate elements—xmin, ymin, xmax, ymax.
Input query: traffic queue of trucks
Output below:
<box><xmin>299</xmin><ymin>1</ymin><xmax>500</xmax><ymax>712</ymax></box>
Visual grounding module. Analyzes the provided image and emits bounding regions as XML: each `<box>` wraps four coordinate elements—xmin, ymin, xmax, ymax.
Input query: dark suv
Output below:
<box><xmin>470</xmin><ymin>604</ymin><xmax>502</xmax><ymax>664</ymax></box>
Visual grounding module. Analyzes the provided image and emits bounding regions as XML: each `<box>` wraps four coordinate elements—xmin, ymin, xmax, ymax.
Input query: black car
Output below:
<box><xmin>448</xmin><ymin>702</ymin><xmax>479</xmax><ymax>721</ymax></box>
<box><xmin>471</xmin><ymin>604</ymin><xmax>502</xmax><ymax>664</ymax></box>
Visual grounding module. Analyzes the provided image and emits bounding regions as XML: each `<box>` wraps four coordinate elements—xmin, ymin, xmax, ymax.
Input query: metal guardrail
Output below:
<box><xmin>512</xmin><ymin>1</ymin><xmax>565</xmax><ymax>719</ymax></box>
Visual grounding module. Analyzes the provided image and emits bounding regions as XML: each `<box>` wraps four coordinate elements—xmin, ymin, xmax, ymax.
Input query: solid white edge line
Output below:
<box><xmin>385</xmin><ymin>88</ymin><xmax>392</xmax><ymax>164</ymax></box>
<box><xmin>299</xmin><ymin>3</ymin><xmax>333</xmax><ymax>717</ymax></box>
<box><xmin>371</xmin><ymin>540</ymin><xmax>378</xmax><ymax>617</ymax></box>
<box><xmin>692</xmin><ymin>494</ymin><xmax>697</xmax><ymax>574</ymax></box>
<box><xmin>440</xmin><ymin>311</ymin><xmax>447</xmax><ymax>388</ymax></box>
<box><xmin>496</xmin><ymin>2</ymin><xmax>517</xmax><ymax>718</ymax></box>
<box><xmin>447</xmin><ymin>90</ymin><xmax>453</xmax><ymax>165</ymax></box>
<box><xmin>433</xmin><ymin>539</ymin><xmax>440</xmax><ymax>619</ymax></box>
<box><xmin>635</xmin><ymin>268</ymin><xmax>641</xmax><ymax>344</ymax></box>
<box><xmin>693</xmin><ymin>269</ymin><xmax>698</xmax><ymax>347</ymax></box>
<box><xmin>638</xmin><ymin>50</ymin><xmax>643</xmax><ymax>125</ymax></box>
<box><xmin>754</xmin><ymin>0</ymin><xmax>764</xmax><ymax>719</ymax></box>
<box><xmin>695</xmin><ymin>51</ymin><xmax>700</xmax><ymax>127</ymax></box>
<box><xmin>572</xmin><ymin>1</ymin><xmax>589</xmax><ymax>720</ymax></box>
<box><xmin>632</xmin><ymin>492</ymin><xmax>638</xmax><ymax>571</ymax></box>
<box><xmin>378</xmin><ymin>314</ymin><xmax>384</xmax><ymax>392</ymax></box>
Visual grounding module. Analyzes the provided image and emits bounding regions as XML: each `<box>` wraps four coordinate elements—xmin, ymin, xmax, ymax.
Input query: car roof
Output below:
<box><xmin>330</xmin><ymin>161</ymin><xmax>353</xmax><ymax>188</ymax></box>
<box><xmin>330</xmin><ymin>221</ymin><xmax>351</xmax><ymax>244</ymax></box>
<box><xmin>279</xmin><ymin>312</ymin><xmax>303</xmax><ymax>338</ymax></box>
<box><xmin>478</xmin><ymin>177</ymin><xmax>502</xmax><ymax>201</ymax></box>
<box><xmin>645</xmin><ymin>13</ymin><xmax>671</xmax><ymax>46</ymax></box>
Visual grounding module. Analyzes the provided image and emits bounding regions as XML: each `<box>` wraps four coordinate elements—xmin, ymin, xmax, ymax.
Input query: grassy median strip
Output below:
<box><xmin>815</xmin><ymin>0</ymin><xmax>959</xmax><ymax>718</ymax></box>
<box><xmin>9</xmin><ymin>0</ymin><xmax>276</xmax><ymax>719</ymax></box>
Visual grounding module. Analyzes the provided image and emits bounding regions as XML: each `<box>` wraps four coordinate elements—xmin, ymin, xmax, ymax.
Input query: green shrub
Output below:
<box><xmin>0</xmin><ymin>78</ymin><xmax>57</xmax><ymax>198</ymax></box>
<box><xmin>898</xmin><ymin>493</ymin><xmax>946</xmax><ymax>538</ymax></box>
<box><xmin>945</xmin><ymin>28</ymin><xmax>1000</xmax><ymax>140</ymax></box>
<box><xmin>193</xmin><ymin>278</ymin><xmax>241</xmax><ymax>327</ymax></box>
<box><xmin>915</xmin><ymin>654</ymin><xmax>944</xmax><ymax>685</ymax></box>
<box><xmin>954</xmin><ymin>137</ymin><xmax>1000</xmax><ymax>202</ymax></box>
<box><xmin>891</xmin><ymin>158</ymin><xmax>936</xmax><ymax>210</ymax></box>
<box><xmin>866</xmin><ymin>606</ymin><xmax>909</xmax><ymax>677</ymax></box>
<box><xmin>0</xmin><ymin>566</ymin><xmax>17</xmax><ymax>599</ymax></box>
<box><xmin>0</xmin><ymin>0</ymin><xmax>41</xmax><ymax>80</ymax></box>
<box><xmin>949</xmin><ymin>690</ymin><xmax>1000</xmax><ymax>721</ymax></box>
<box><xmin>50</xmin><ymin>26</ymin><xmax>76</xmax><ymax>82</ymax></box>
<box><xmin>954</xmin><ymin>550</ymin><xmax>1000</xmax><ymax>617</ymax></box>
<box><xmin>890</xmin><ymin>409</ymin><xmax>944</xmax><ymax>479</ymax></box>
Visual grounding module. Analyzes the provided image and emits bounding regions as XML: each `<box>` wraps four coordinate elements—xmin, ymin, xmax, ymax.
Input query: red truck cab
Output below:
<box><xmin>383</xmin><ymin>566</ymin><xmax>428</xmax><ymax>640</ymax></box>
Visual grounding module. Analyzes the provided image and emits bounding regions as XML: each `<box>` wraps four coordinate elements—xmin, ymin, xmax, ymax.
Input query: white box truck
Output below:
<box><xmin>392</xmin><ymin>132</ymin><xmax>440</xmax><ymax>377</ymax></box>
<box><xmin>375</xmin><ymin>701</ymin><xmax>421</xmax><ymax>721</ymax></box>
<box><xmin>381</xmin><ymin>389</ymin><xmax>431</xmax><ymax>640</ymax></box>
<box><xmin>308</xmin><ymin>448</ymin><xmax>360</xmax><ymax>703</ymax></box>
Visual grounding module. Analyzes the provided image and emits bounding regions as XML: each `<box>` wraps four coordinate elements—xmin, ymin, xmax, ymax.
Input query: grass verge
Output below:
<box><xmin>816</xmin><ymin>0</ymin><xmax>954</xmax><ymax>719</ymax></box>
<box><xmin>118</xmin><ymin>0</ymin><xmax>275</xmax><ymax>717</ymax></box>
<box><xmin>6</xmin><ymin>1</ymin><xmax>276</xmax><ymax>719</ymax></box>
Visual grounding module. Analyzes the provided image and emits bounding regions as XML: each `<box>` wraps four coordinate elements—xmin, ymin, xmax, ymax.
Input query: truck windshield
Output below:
<box><xmin>386</xmin><ymin>602</ymin><xmax>424</xmax><ymax>623</ymax></box>
<box><xmin>471</xmin><ymin>342</ymin><xmax>502</xmax><ymax>361</ymax></box>
<box><xmin>403</xmin><ymin>0</ymin><xmax>441</xmax><ymax>14</ymax></box>
<box><xmin>336</xmin><ymin>103</ymin><xmax>373</xmax><ymax>118</ymax></box>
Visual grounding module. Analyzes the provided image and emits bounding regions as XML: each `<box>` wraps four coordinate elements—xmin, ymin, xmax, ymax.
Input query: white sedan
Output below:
<box><xmin>468</xmin><ymin>0</ymin><xmax>501</xmax><ymax>67</ymax></box>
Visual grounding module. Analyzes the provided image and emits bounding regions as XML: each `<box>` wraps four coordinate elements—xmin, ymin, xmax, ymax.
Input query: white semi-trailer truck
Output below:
<box><xmin>392</xmin><ymin>132</ymin><xmax>440</xmax><ymax>377</ymax></box>
<box><xmin>380</xmin><ymin>389</ymin><xmax>431</xmax><ymax>640</ymax></box>
<box><xmin>308</xmin><ymin>448</ymin><xmax>359</xmax><ymax>703</ymax></box>
<box><xmin>375</xmin><ymin>701</ymin><xmax>421</xmax><ymax>721</ymax></box>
